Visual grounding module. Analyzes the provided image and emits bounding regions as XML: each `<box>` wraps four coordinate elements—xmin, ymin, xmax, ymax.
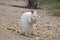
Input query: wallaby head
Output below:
<box><xmin>32</xmin><ymin>11</ymin><xmax>38</xmax><ymax>20</ymax></box>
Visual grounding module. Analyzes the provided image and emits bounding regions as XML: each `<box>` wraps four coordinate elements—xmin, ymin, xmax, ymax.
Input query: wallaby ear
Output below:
<box><xmin>34</xmin><ymin>10</ymin><xmax>39</xmax><ymax>14</ymax></box>
<box><xmin>35</xmin><ymin>11</ymin><xmax>40</xmax><ymax>17</ymax></box>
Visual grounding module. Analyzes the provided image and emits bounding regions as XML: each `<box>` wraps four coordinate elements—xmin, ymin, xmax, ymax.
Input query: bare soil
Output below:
<box><xmin>0</xmin><ymin>0</ymin><xmax>60</xmax><ymax>40</ymax></box>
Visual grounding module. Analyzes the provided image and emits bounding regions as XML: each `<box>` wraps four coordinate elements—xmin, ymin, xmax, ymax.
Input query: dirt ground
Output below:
<box><xmin>0</xmin><ymin>0</ymin><xmax>60</xmax><ymax>40</ymax></box>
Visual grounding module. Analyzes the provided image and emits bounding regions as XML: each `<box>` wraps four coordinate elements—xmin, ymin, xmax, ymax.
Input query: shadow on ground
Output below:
<box><xmin>10</xmin><ymin>5</ymin><xmax>41</xmax><ymax>9</ymax></box>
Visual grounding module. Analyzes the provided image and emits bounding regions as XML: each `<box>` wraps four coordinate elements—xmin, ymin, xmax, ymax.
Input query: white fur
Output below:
<box><xmin>19</xmin><ymin>11</ymin><xmax>38</xmax><ymax>35</ymax></box>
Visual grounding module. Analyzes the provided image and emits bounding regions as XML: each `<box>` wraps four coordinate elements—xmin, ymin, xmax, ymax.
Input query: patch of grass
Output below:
<box><xmin>48</xmin><ymin>2</ymin><xmax>60</xmax><ymax>16</ymax></box>
<box><xmin>50</xmin><ymin>10</ymin><xmax>60</xmax><ymax>17</ymax></box>
<box><xmin>39</xmin><ymin>0</ymin><xmax>60</xmax><ymax>16</ymax></box>
<box><xmin>48</xmin><ymin>2</ymin><xmax>60</xmax><ymax>10</ymax></box>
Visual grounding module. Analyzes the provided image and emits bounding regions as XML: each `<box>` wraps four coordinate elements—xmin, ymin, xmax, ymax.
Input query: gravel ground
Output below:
<box><xmin>0</xmin><ymin>0</ymin><xmax>60</xmax><ymax>40</ymax></box>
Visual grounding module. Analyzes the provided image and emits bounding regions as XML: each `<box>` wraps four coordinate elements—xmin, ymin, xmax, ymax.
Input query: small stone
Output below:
<box><xmin>39</xmin><ymin>16</ymin><xmax>40</xmax><ymax>18</ymax></box>
<box><xmin>36</xmin><ymin>37</ymin><xmax>40</xmax><ymax>40</ymax></box>
<box><xmin>46</xmin><ymin>34</ymin><xmax>49</xmax><ymax>38</ymax></box>
<box><xmin>49</xmin><ymin>25</ymin><xmax>53</xmax><ymax>27</ymax></box>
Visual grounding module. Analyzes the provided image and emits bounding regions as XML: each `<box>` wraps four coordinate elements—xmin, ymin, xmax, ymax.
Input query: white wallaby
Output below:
<box><xmin>19</xmin><ymin>10</ymin><xmax>38</xmax><ymax>36</ymax></box>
